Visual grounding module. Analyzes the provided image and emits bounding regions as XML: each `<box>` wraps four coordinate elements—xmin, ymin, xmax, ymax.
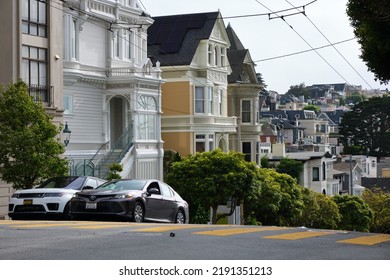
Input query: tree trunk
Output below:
<box><xmin>211</xmin><ymin>205</ymin><xmax>219</xmax><ymax>224</ymax></box>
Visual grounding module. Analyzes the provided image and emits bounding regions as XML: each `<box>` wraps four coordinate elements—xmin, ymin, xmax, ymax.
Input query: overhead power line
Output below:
<box><xmin>255</xmin><ymin>37</ymin><xmax>357</xmax><ymax>63</ymax></box>
<box><xmin>284</xmin><ymin>0</ymin><xmax>373</xmax><ymax>89</ymax></box>
<box><xmin>254</xmin><ymin>0</ymin><xmax>351</xmax><ymax>85</ymax></box>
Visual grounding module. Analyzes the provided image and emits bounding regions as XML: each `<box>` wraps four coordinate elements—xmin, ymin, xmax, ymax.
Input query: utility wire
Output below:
<box><xmin>254</xmin><ymin>0</ymin><xmax>351</xmax><ymax>85</ymax></box>
<box><xmin>254</xmin><ymin>37</ymin><xmax>356</xmax><ymax>62</ymax></box>
<box><xmin>285</xmin><ymin>0</ymin><xmax>373</xmax><ymax>89</ymax></box>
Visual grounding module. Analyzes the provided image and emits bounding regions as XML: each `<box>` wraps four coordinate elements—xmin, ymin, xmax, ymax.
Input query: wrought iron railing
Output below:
<box><xmin>28</xmin><ymin>84</ymin><xmax>53</xmax><ymax>106</ymax></box>
<box><xmin>95</xmin><ymin>123</ymin><xmax>134</xmax><ymax>178</ymax></box>
<box><xmin>68</xmin><ymin>124</ymin><xmax>134</xmax><ymax>178</ymax></box>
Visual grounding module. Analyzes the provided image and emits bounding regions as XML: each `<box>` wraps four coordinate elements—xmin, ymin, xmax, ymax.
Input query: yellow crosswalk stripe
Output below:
<box><xmin>70</xmin><ymin>223</ymin><xmax>151</xmax><ymax>229</ymax></box>
<box><xmin>193</xmin><ymin>226</ymin><xmax>288</xmax><ymax>236</ymax></box>
<box><xmin>337</xmin><ymin>234</ymin><xmax>390</xmax><ymax>245</ymax></box>
<box><xmin>134</xmin><ymin>224</ymin><xmax>210</xmax><ymax>232</ymax></box>
<box><xmin>9</xmin><ymin>221</ymin><xmax>112</xmax><ymax>228</ymax></box>
<box><xmin>263</xmin><ymin>231</ymin><xmax>334</xmax><ymax>240</ymax></box>
<box><xmin>0</xmin><ymin>220</ymin><xmax>48</xmax><ymax>225</ymax></box>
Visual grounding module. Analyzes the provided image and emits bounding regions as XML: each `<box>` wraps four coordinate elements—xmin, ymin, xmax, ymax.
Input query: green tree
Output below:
<box><xmin>339</xmin><ymin>97</ymin><xmax>346</xmax><ymax>106</ymax></box>
<box><xmin>299</xmin><ymin>188</ymin><xmax>341</xmax><ymax>230</ymax></box>
<box><xmin>286</xmin><ymin>83</ymin><xmax>310</xmax><ymax>100</ymax></box>
<box><xmin>166</xmin><ymin>149</ymin><xmax>257</xmax><ymax>224</ymax></box>
<box><xmin>347</xmin><ymin>0</ymin><xmax>390</xmax><ymax>83</ymax></box>
<box><xmin>339</xmin><ymin>96</ymin><xmax>390</xmax><ymax>156</ymax></box>
<box><xmin>106</xmin><ymin>163</ymin><xmax>123</xmax><ymax>180</ymax></box>
<box><xmin>244</xmin><ymin>168</ymin><xmax>304</xmax><ymax>226</ymax></box>
<box><xmin>163</xmin><ymin>149</ymin><xmax>181</xmax><ymax>180</ymax></box>
<box><xmin>333</xmin><ymin>195</ymin><xmax>373</xmax><ymax>232</ymax></box>
<box><xmin>362</xmin><ymin>188</ymin><xmax>390</xmax><ymax>233</ymax></box>
<box><xmin>0</xmin><ymin>81</ymin><xmax>68</xmax><ymax>189</ymax></box>
<box><xmin>303</xmin><ymin>104</ymin><xmax>320</xmax><ymax>113</ymax></box>
<box><xmin>260</xmin><ymin>156</ymin><xmax>270</xmax><ymax>168</ymax></box>
<box><xmin>346</xmin><ymin>91</ymin><xmax>366</xmax><ymax>105</ymax></box>
<box><xmin>275</xmin><ymin>157</ymin><xmax>303</xmax><ymax>183</ymax></box>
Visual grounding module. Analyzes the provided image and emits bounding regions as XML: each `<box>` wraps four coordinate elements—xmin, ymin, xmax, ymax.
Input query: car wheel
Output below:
<box><xmin>175</xmin><ymin>209</ymin><xmax>185</xmax><ymax>224</ymax></box>
<box><xmin>132</xmin><ymin>202</ymin><xmax>144</xmax><ymax>223</ymax></box>
<box><xmin>63</xmin><ymin>203</ymin><xmax>71</xmax><ymax>220</ymax></box>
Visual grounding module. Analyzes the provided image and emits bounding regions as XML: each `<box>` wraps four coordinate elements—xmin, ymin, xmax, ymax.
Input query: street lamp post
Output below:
<box><xmin>63</xmin><ymin>122</ymin><xmax>71</xmax><ymax>147</ymax></box>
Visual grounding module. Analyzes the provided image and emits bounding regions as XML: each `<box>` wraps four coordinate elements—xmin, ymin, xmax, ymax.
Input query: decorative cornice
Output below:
<box><xmin>207</xmin><ymin>70</ymin><xmax>228</xmax><ymax>83</ymax></box>
<box><xmin>106</xmin><ymin>83</ymin><xmax>136</xmax><ymax>89</ymax></box>
<box><xmin>88</xmin><ymin>1</ymin><xmax>115</xmax><ymax>16</ymax></box>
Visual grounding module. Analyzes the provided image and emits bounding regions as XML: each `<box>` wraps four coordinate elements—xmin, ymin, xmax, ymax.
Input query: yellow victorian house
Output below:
<box><xmin>147</xmin><ymin>12</ymin><xmax>237</xmax><ymax>156</ymax></box>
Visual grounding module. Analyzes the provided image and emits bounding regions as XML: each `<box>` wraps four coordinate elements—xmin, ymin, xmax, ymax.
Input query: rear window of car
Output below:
<box><xmin>36</xmin><ymin>177</ymin><xmax>86</xmax><ymax>190</ymax></box>
<box><xmin>97</xmin><ymin>180</ymin><xmax>146</xmax><ymax>191</ymax></box>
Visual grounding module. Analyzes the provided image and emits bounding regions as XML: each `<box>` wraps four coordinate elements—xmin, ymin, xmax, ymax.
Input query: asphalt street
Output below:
<box><xmin>0</xmin><ymin>220</ymin><xmax>389</xmax><ymax>260</ymax></box>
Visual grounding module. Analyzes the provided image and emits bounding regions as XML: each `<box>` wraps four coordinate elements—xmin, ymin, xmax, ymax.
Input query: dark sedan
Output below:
<box><xmin>69</xmin><ymin>179</ymin><xmax>189</xmax><ymax>223</ymax></box>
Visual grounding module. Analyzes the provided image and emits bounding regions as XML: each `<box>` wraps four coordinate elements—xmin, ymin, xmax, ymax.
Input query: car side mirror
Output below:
<box><xmin>147</xmin><ymin>187</ymin><xmax>160</xmax><ymax>196</ymax></box>
<box><xmin>82</xmin><ymin>186</ymin><xmax>94</xmax><ymax>190</ymax></box>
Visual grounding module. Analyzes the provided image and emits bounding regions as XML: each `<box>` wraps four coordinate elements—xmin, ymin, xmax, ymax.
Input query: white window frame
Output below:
<box><xmin>137</xmin><ymin>95</ymin><xmax>157</xmax><ymax>140</ymax></box>
<box><xmin>195</xmin><ymin>133</ymin><xmax>214</xmax><ymax>153</ymax></box>
<box><xmin>208</xmin><ymin>44</ymin><xmax>213</xmax><ymax>66</ymax></box>
<box><xmin>214</xmin><ymin>46</ymin><xmax>219</xmax><ymax>66</ymax></box>
<box><xmin>221</xmin><ymin>47</ymin><xmax>226</xmax><ymax>67</ymax></box>
<box><xmin>242</xmin><ymin>142</ymin><xmax>251</xmax><ymax>162</ymax></box>
<box><xmin>125</xmin><ymin>30</ymin><xmax>133</xmax><ymax>60</ymax></box>
<box><xmin>113</xmin><ymin>30</ymin><xmax>120</xmax><ymax>58</ymax></box>
<box><xmin>64</xmin><ymin>95</ymin><xmax>73</xmax><ymax>114</ymax></box>
<box><xmin>195</xmin><ymin>86</ymin><xmax>205</xmax><ymax>114</ymax></box>
<box><xmin>63</xmin><ymin>14</ymin><xmax>78</xmax><ymax>61</ymax></box>
<box><xmin>218</xmin><ymin>89</ymin><xmax>222</xmax><ymax>116</ymax></box>
<box><xmin>241</xmin><ymin>99</ymin><xmax>251</xmax><ymax>123</ymax></box>
<box><xmin>207</xmin><ymin>87</ymin><xmax>214</xmax><ymax>114</ymax></box>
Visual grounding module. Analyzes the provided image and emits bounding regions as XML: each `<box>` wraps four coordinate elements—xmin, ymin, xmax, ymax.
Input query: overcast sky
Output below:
<box><xmin>141</xmin><ymin>0</ymin><xmax>388</xmax><ymax>94</ymax></box>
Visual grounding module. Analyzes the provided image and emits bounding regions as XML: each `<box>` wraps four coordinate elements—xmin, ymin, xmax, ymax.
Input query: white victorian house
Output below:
<box><xmin>63</xmin><ymin>0</ymin><xmax>163</xmax><ymax>180</ymax></box>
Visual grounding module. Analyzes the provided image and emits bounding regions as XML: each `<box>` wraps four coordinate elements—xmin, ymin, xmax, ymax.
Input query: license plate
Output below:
<box><xmin>23</xmin><ymin>199</ymin><xmax>33</xmax><ymax>205</ymax></box>
<box><xmin>86</xmin><ymin>203</ymin><xmax>97</xmax><ymax>209</ymax></box>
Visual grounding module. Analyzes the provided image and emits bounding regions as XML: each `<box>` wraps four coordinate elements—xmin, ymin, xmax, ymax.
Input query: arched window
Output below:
<box><xmin>137</xmin><ymin>96</ymin><xmax>157</xmax><ymax>140</ymax></box>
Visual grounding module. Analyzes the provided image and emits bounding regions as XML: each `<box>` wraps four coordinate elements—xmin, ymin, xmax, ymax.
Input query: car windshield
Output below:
<box><xmin>96</xmin><ymin>180</ymin><xmax>146</xmax><ymax>191</ymax></box>
<box><xmin>36</xmin><ymin>177</ymin><xmax>86</xmax><ymax>190</ymax></box>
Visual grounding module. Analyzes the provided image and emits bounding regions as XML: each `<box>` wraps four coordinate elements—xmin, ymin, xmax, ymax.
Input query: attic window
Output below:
<box><xmin>240</xmin><ymin>71</ymin><xmax>250</xmax><ymax>83</ymax></box>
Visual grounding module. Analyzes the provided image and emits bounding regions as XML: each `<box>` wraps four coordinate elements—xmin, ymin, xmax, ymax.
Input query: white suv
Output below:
<box><xmin>8</xmin><ymin>176</ymin><xmax>106</xmax><ymax>220</ymax></box>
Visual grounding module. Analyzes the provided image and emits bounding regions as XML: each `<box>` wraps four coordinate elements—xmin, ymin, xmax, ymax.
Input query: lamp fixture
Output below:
<box><xmin>63</xmin><ymin>122</ymin><xmax>72</xmax><ymax>147</ymax></box>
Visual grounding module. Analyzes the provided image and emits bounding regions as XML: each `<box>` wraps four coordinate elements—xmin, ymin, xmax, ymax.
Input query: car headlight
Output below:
<box><xmin>11</xmin><ymin>193</ymin><xmax>19</xmax><ymax>198</ymax></box>
<box><xmin>43</xmin><ymin>193</ymin><xmax>65</xmax><ymax>197</ymax></box>
<box><xmin>114</xmin><ymin>194</ymin><xmax>133</xmax><ymax>199</ymax></box>
<box><xmin>73</xmin><ymin>193</ymin><xmax>79</xmax><ymax>198</ymax></box>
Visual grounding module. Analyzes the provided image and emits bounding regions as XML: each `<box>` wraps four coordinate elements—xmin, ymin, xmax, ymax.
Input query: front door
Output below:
<box><xmin>110</xmin><ymin>97</ymin><xmax>125</xmax><ymax>148</ymax></box>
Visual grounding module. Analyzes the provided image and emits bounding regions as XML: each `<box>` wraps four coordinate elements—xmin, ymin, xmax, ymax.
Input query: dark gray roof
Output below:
<box><xmin>260</xmin><ymin>110</ymin><xmax>317</xmax><ymax>121</ymax></box>
<box><xmin>260</xmin><ymin>111</ymin><xmax>288</xmax><ymax>119</ymax></box>
<box><xmin>227</xmin><ymin>49</ymin><xmax>248</xmax><ymax>83</ymax></box>
<box><xmin>271</xmin><ymin>118</ymin><xmax>299</xmax><ymax>129</ymax></box>
<box><xmin>361</xmin><ymin>178</ymin><xmax>390</xmax><ymax>193</ymax></box>
<box><xmin>226</xmin><ymin>23</ymin><xmax>258</xmax><ymax>84</ymax></box>
<box><xmin>147</xmin><ymin>12</ymin><xmax>220</xmax><ymax>66</ymax></box>
<box><xmin>226</xmin><ymin>23</ymin><xmax>245</xmax><ymax>50</ymax></box>
<box><xmin>318</xmin><ymin>110</ymin><xmax>346</xmax><ymax>125</ymax></box>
